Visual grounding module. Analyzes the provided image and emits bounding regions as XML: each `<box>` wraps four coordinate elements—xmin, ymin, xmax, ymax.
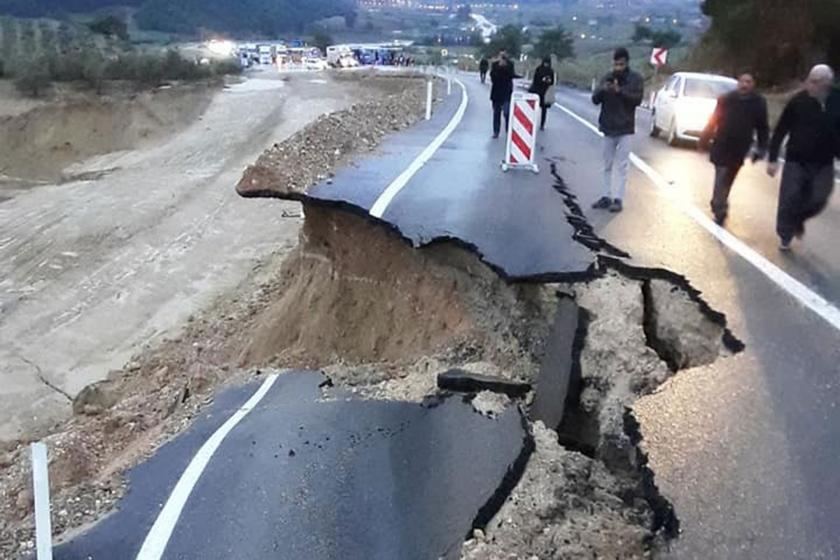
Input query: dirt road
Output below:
<box><xmin>0</xmin><ymin>71</ymin><xmax>370</xmax><ymax>441</ymax></box>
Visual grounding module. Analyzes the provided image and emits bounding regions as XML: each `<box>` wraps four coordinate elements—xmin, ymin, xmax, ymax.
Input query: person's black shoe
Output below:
<box><xmin>492</xmin><ymin>133</ymin><xmax>499</xmax><ymax>139</ymax></box>
<box><xmin>592</xmin><ymin>196</ymin><xmax>611</xmax><ymax>210</ymax></box>
<box><xmin>608</xmin><ymin>199</ymin><xmax>623</xmax><ymax>213</ymax></box>
<box><xmin>714</xmin><ymin>212</ymin><xmax>727</xmax><ymax>226</ymax></box>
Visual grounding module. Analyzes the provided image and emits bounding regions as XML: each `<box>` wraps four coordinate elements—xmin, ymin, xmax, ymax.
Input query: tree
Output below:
<box><xmin>88</xmin><ymin>15</ymin><xmax>129</xmax><ymax>41</ymax></box>
<box><xmin>533</xmin><ymin>26</ymin><xmax>575</xmax><ymax>61</ymax></box>
<box><xmin>311</xmin><ymin>28</ymin><xmax>333</xmax><ymax>54</ymax></box>
<box><xmin>480</xmin><ymin>24</ymin><xmax>525</xmax><ymax>59</ymax></box>
<box><xmin>81</xmin><ymin>51</ymin><xmax>106</xmax><ymax>94</ymax></box>
<box><xmin>456</xmin><ymin>5</ymin><xmax>472</xmax><ymax>22</ymax></box>
<box><xmin>651</xmin><ymin>29</ymin><xmax>681</xmax><ymax>48</ymax></box>
<box><xmin>632</xmin><ymin>24</ymin><xmax>652</xmax><ymax>43</ymax></box>
<box><xmin>700</xmin><ymin>0</ymin><xmax>840</xmax><ymax>84</ymax></box>
<box><xmin>14</xmin><ymin>60</ymin><xmax>51</xmax><ymax>97</ymax></box>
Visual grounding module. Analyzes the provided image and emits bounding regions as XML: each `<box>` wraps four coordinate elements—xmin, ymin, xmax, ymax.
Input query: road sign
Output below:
<box><xmin>441</xmin><ymin>48</ymin><xmax>448</xmax><ymax>57</ymax></box>
<box><xmin>650</xmin><ymin>47</ymin><xmax>668</xmax><ymax>68</ymax></box>
<box><xmin>502</xmin><ymin>92</ymin><xmax>540</xmax><ymax>174</ymax></box>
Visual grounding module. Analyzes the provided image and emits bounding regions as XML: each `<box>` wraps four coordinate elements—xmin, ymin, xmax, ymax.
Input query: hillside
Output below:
<box><xmin>0</xmin><ymin>15</ymin><xmax>121</xmax><ymax>65</ymax></box>
<box><xmin>0</xmin><ymin>0</ymin><xmax>141</xmax><ymax>18</ymax></box>
<box><xmin>135</xmin><ymin>0</ymin><xmax>356</xmax><ymax>36</ymax></box>
<box><xmin>0</xmin><ymin>0</ymin><xmax>356</xmax><ymax>37</ymax></box>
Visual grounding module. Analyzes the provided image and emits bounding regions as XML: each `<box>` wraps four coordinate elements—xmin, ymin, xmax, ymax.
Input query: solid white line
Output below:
<box><xmin>31</xmin><ymin>442</ymin><xmax>53</xmax><ymax>560</ymax></box>
<box><xmin>369</xmin><ymin>77</ymin><xmax>469</xmax><ymax>218</ymax></box>
<box><xmin>554</xmin><ymin>103</ymin><xmax>603</xmax><ymax>137</ymax></box>
<box><xmin>136</xmin><ymin>374</ymin><xmax>280</xmax><ymax>560</ymax></box>
<box><xmin>556</xmin><ymin>102</ymin><xmax>840</xmax><ymax>332</ymax></box>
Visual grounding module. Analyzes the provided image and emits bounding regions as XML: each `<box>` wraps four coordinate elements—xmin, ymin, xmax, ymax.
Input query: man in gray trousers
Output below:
<box><xmin>591</xmin><ymin>47</ymin><xmax>644</xmax><ymax>213</ymax></box>
<box><xmin>768</xmin><ymin>64</ymin><xmax>840</xmax><ymax>251</ymax></box>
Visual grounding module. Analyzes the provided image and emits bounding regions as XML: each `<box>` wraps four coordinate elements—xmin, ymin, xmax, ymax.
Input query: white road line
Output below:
<box><xmin>369</xmin><ymin>78</ymin><xmax>470</xmax><ymax>218</ymax></box>
<box><xmin>555</xmin><ymin>102</ymin><xmax>840</xmax><ymax>332</ymax></box>
<box><xmin>136</xmin><ymin>374</ymin><xmax>279</xmax><ymax>560</ymax></box>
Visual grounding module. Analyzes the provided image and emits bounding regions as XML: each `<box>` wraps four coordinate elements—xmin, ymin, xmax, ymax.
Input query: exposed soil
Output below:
<box><xmin>0</xmin><ymin>83</ymin><xmax>214</xmax><ymax>183</ymax></box>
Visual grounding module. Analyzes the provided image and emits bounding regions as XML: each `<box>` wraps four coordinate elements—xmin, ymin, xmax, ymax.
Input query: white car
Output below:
<box><xmin>305</xmin><ymin>57</ymin><xmax>328</xmax><ymax>71</ymax></box>
<box><xmin>650</xmin><ymin>72</ymin><xmax>738</xmax><ymax>146</ymax></box>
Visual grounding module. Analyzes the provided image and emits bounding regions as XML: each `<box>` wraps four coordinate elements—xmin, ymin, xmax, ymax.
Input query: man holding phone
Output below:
<box><xmin>591</xmin><ymin>47</ymin><xmax>644</xmax><ymax>213</ymax></box>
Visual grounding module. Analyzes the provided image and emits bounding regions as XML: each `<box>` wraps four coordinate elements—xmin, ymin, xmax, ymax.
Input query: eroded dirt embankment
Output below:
<box><xmin>0</xmin><ymin>83</ymin><xmax>214</xmax><ymax>183</ymax></box>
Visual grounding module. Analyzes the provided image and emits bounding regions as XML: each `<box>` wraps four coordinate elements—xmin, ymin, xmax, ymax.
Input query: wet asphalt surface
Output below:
<box><xmin>56</xmin><ymin>71</ymin><xmax>840</xmax><ymax>559</ymax></box>
<box><xmin>312</xmin><ymin>74</ymin><xmax>840</xmax><ymax>558</ymax></box>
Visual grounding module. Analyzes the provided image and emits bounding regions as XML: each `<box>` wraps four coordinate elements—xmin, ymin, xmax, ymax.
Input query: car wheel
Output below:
<box><xmin>649</xmin><ymin>110</ymin><xmax>661</xmax><ymax>138</ymax></box>
<box><xmin>667</xmin><ymin>118</ymin><xmax>680</xmax><ymax>147</ymax></box>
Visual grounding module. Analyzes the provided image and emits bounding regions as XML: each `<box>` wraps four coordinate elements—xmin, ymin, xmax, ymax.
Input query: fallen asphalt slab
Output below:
<box><xmin>53</xmin><ymin>371</ymin><xmax>531</xmax><ymax>560</ymax></box>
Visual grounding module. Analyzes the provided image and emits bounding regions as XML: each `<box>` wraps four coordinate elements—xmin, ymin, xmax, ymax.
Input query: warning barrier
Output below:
<box><xmin>502</xmin><ymin>92</ymin><xmax>540</xmax><ymax>174</ymax></box>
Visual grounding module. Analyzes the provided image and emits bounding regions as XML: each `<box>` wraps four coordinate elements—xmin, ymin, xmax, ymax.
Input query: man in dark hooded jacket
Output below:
<box><xmin>490</xmin><ymin>50</ymin><xmax>518</xmax><ymax>138</ymax></box>
<box><xmin>700</xmin><ymin>72</ymin><xmax>769</xmax><ymax>225</ymax></box>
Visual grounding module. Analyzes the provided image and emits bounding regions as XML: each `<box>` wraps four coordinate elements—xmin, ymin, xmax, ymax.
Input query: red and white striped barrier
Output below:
<box><xmin>502</xmin><ymin>92</ymin><xmax>540</xmax><ymax>174</ymax></box>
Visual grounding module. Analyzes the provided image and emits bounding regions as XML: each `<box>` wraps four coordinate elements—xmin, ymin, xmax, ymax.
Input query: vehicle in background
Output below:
<box><xmin>338</xmin><ymin>55</ymin><xmax>359</xmax><ymax>68</ymax></box>
<box><xmin>258</xmin><ymin>45</ymin><xmax>273</xmax><ymax>66</ymax></box>
<box><xmin>650</xmin><ymin>72</ymin><xmax>738</xmax><ymax>146</ymax></box>
<box><xmin>327</xmin><ymin>45</ymin><xmax>353</xmax><ymax>67</ymax></box>
<box><xmin>305</xmin><ymin>57</ymin><xmax>328</xmax><ymax>71</ymax></box>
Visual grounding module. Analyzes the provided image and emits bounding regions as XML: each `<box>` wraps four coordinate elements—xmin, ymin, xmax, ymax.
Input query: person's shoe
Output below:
<box><xmin>794</xmin><ymin>222</ymin><xmax>806</xmax><ymax>239</ymax></box>
<box><xmin>779</xmin><ymin>238</ymin><xmax>792</xmax><ymax>252</ymax></box>
<box><xmin>714</xmin><ymin>212</ymin><xmax>727</xmax><ymax>226</ymax></box>
<box><xmin>592</xmin><ymin>196</ymin><xmax>612</xmax><ymax>210</ymax></box>
<box><xmin>492</xmin><ymin>133</ymin><xmax>499</xmax><ymax>139</ymax></box>
<box><xmin>609</xmin><ymin>199</ymin><xmax>623</xmax><ymax>213</ymax></box>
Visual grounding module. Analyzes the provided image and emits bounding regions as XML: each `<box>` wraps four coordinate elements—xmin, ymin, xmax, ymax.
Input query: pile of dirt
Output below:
<box><xmin>236</xmin><ymin>74</ymin><xmax>434</xmax><ymax>198</ymax></box>
<box><xmin>0</xmin><ymin>83</ymin><xmax>213</xmax><ymax>183</ymax></box>
<box><xmin>462</xmin><ymin>422</ymin><xmax>653</xmax><ymax>560</ymax></box>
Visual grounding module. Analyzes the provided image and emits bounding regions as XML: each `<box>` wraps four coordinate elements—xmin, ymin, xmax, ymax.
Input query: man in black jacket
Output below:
<box><xmin>768</xmin><ymin>64</ymin><xmax>840</xmax><ymax>251</ymax></box>
<box><xmin>700</xmin><ymin>73</ymin><xmax>769</xmax><ymax>225</ymax></box>
<box><xmin>591</xmin><ymin>48</ymin><xmax>644</xmax><ymax>213</ymax></box>
<box><xmin>490</xmin><ymin>50</ymin><xmax>517</xmax><ymax>139</ymax></box>
<box><xmin>479</xmin><ymin>57</ymin><xmax>489</xmax><ymax>84</ymax></box>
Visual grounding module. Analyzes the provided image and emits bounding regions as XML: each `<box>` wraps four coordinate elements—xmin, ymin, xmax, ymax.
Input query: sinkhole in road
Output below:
<box><xmin>240</xmin><ymin>203</ymin><xmax>744</xmax><ymax>558</ymax></box>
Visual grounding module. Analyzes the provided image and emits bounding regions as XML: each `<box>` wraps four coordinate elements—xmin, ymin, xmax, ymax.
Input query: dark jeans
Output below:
<box><xmin>540</xmin><ymin>105</ymin><xmax>548</xmax><ymax>129</ymax></box>
<box><xmin>493</xmin><ymin>100</ymin><xmax>510</xmax><ymax>137</ymax></box>
<box><xmin>480</xmin><ymin>71</ymin><xmax>487</xmax><ymax>84</ymax></box>
<box><xmin>711</xmin><ymin>164</ymin><xmax>742</xmax><ymax>218</ymax></box>
<box><xmin>777</xmin><ymin>161</ymin><xmax>835</xmax><ymax>241</ymax></box>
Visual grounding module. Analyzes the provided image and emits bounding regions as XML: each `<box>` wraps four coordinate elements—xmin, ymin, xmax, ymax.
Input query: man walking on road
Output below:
<box><xmin>479</xmin><ymin>57</ymin><xmax>489</xmax><ymax>84</ymax></box>
<box><xmin>700</xmin><ymin>73</ymin><xmax>769</xmax><ymax>225</ymax></box>
<box><xmin>768</xmin><ymin>64</ymin><xmax>840</xmax><ymax>251</ymax></box>
<box><xmin>490</xmin><ymin>50</ymin><xmax>518</xmax><ymax>139</ymax></box>
<box><xmin>591</xmin><ymin>48</ymin><xmax>644</xmax><ymax>213</ymax></box>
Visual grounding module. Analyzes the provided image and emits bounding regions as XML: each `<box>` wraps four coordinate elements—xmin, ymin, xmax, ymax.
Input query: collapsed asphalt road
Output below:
<box><xmin>54</xmin><ymin>371</ymin><xmax>531</xmax><ymax>560</ymax></box>
<box><xmin>16</xmin><ymin>70</ymin><xmax>840</xmax><ymax>559</ymax></box>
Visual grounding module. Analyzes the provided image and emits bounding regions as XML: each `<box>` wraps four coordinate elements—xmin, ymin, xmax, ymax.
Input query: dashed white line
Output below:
<box><xmin>555</xmin><ymin>102</ymin><xmax>840</xmax><ymax>332</ymax></box>
<box><xmin>136</xmin><ymin>374</ymin><xmax>279</xmax><ymax>560</ymax></box>
<box><xmin>369</xmin><ymin>77</ymin><xmax>470</xmax><ymax>218</ymax></box>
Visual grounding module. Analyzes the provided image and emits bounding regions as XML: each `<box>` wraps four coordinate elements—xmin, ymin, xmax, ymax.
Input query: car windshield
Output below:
<box><xmin>683</xmin><ymin>79</ymin><xmax>736</xmax><ymax>99</ymax></box>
